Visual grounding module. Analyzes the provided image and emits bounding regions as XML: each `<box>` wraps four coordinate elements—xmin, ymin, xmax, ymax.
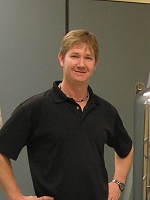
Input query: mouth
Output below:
<box><xmin>74</xmin><ymin>70</ymin><xmax>87</xmax><ymax>73</ymax></box>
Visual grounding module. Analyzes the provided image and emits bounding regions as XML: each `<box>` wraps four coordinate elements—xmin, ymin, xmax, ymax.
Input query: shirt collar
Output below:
<box><xmin>51</xmin><ymin>81</ymin><xmax>68</xmax><ymax>103</ymax></box>
<box><xmin>51</xmin><ymin>81</ymin><xmax>100</xmax><ymax>105</ymax></box>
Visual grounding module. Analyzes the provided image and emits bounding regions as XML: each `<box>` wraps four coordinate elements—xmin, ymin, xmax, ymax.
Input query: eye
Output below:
<box><xmin>71</xmin><ymin>55</ymin><xmax>79</xmax><ymax>59</ymax></box>
<box><xmin>85</xmin><ymin>56</ymin><xmax>93</xmax><ymax>60</ymax></box>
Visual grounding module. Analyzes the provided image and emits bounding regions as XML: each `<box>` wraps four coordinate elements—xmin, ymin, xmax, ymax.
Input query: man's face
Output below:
<box><xmin>58</xmin><ymin>43</ymin><xmax>98</xmax><ymax>84</ymax></box>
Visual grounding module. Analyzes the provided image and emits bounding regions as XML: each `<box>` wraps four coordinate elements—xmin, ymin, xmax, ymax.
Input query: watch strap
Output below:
<box><xmin>112</xmin><ymin>179</ymin><xmax>125</xmax><ymax>192</ymax></box>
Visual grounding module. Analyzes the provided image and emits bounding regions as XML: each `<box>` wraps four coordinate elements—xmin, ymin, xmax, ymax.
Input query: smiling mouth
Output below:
<box><xmin>75</xmin><ymin>70</ymin><xmax>86</xmax><ymax>73</ymax></box>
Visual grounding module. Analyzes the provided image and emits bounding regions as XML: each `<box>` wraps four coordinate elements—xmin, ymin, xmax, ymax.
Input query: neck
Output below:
<box><xmin>58</xmin><ymin>81</ymin><xmax>89</xmax><ymax>102</ymax></box>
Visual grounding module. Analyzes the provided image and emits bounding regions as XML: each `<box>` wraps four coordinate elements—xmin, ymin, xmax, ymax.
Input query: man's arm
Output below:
<box><xmin>0</xmin><ymin>153</ymin><xmax>23</xmax><ymax>200</ymax></box>
<box><xmin>108</xmin><ymin>145</ymin><xmax>134</xmax><ymax>200</ymax></box>
<box><xmin>0</xmin><ymin>153</ymin><xmax>54</xmax><ymax>200</ymax></box>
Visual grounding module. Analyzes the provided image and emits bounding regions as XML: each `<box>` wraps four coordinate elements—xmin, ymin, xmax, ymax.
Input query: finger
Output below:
<box><xmin>28</xmin><ymin>196</ymin><xmax>37</xmax><ymax>199</ymax></box>
<box><xmin>38</xmin><ymin>196</ymin><xmax>54</xmax><ymax>200</ymax></box>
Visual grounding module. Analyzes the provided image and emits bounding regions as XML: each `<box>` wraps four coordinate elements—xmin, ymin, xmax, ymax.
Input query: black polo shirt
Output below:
<box><xmin>0</xmin><ymin>81</ymin><xmax>132</xmax><ymax>200</ymax></box>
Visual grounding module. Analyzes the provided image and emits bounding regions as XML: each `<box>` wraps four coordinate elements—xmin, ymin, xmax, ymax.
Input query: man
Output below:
<box><xmin>0</xmin><ymin>29</ymin><xmax>133</xmax><ymax>200</ymax></box>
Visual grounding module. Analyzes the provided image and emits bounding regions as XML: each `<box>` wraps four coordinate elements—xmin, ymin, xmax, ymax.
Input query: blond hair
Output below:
<box><xmin>59</xmin><ymin>29</ymin><xmax>99</xmax><ymax>64</ymax></box>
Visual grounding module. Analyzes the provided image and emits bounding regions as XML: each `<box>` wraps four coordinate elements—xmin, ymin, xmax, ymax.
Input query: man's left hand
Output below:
<box><xmin>108</xmin><ymin>182</ymin><xmax>121</xmax><ymax>200</ymax></box>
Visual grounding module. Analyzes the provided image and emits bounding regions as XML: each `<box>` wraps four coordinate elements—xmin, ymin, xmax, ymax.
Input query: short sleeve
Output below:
<box><xmin>0</xmin><ymin>104</ymin><xmax>31</xmax><ymax>160</ymax></box>
<box><xmin>107</xmin><ymin>111</ymin><xmax>132</xmax><ymax>158</ymax></box>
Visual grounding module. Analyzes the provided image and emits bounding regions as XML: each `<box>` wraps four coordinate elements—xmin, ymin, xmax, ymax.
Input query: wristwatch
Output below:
<box><xmin>112</xmin><ymin>179</ymin><xmax>125</xmax><ymax>192</ymax></box>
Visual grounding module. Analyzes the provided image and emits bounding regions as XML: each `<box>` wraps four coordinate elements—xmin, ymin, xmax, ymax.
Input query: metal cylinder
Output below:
<box><xmin>133</xmin><ymin>86</ymin><xmax>150</xmax><ymax>200</ymax></box>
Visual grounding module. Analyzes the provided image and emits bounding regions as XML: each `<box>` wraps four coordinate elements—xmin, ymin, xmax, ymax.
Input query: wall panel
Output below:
<box><xmin>69</xmin><ymin>1</ymin><xmax>150</xmax><ymax>199</ymax></box>
<box><xmin>0</xmin><ymin>0</ymin><xmax>65</xmax><ymax>199</ymax></box>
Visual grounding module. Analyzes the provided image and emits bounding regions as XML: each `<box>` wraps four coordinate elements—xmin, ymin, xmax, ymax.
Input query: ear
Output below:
<box><xmin>93</xmin><ymin>59</ymin><xmax>99</xmax><ymax>71</ymax></box>
<box><xmin>58</xmin><ymin>53</ymin><xmax>65</xmax><ymax>67</ymax></box>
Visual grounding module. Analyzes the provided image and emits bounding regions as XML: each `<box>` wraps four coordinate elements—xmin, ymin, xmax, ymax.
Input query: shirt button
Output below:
<box><xmin>77</xmin><ymin>106</ymin><xmax>80</xmax><ymax>110</ymax></box>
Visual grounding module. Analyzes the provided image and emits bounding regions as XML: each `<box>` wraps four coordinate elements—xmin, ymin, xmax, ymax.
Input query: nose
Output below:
<box><xmin>77</xmin><ymin>58</ymin><xmax>85</xmax><ymax>67</ymax></box>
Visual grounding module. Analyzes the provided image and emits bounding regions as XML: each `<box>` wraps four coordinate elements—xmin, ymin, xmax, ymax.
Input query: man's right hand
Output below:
<box><xmin>18</xmin><ymin>195</ymin><xmax>54</xmax><ymax>200</ymax></box>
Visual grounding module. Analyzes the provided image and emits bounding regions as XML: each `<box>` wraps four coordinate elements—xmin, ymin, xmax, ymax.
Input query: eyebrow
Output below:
<box><xmin>70</xmin><ymin>52</ymin><xmax>94</xmax><ymax>57</ymax></box>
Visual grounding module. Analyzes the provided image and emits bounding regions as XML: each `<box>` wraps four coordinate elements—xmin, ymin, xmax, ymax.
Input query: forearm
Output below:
<box><xmin>113</xmin><ymin>145</ymin><xmax>134</xmax><ymax>183</ymax></box>
<box><xmin>0</xmin><ymin>153</ymin><xmax>22</xmax><ymax>200</ymax></box>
